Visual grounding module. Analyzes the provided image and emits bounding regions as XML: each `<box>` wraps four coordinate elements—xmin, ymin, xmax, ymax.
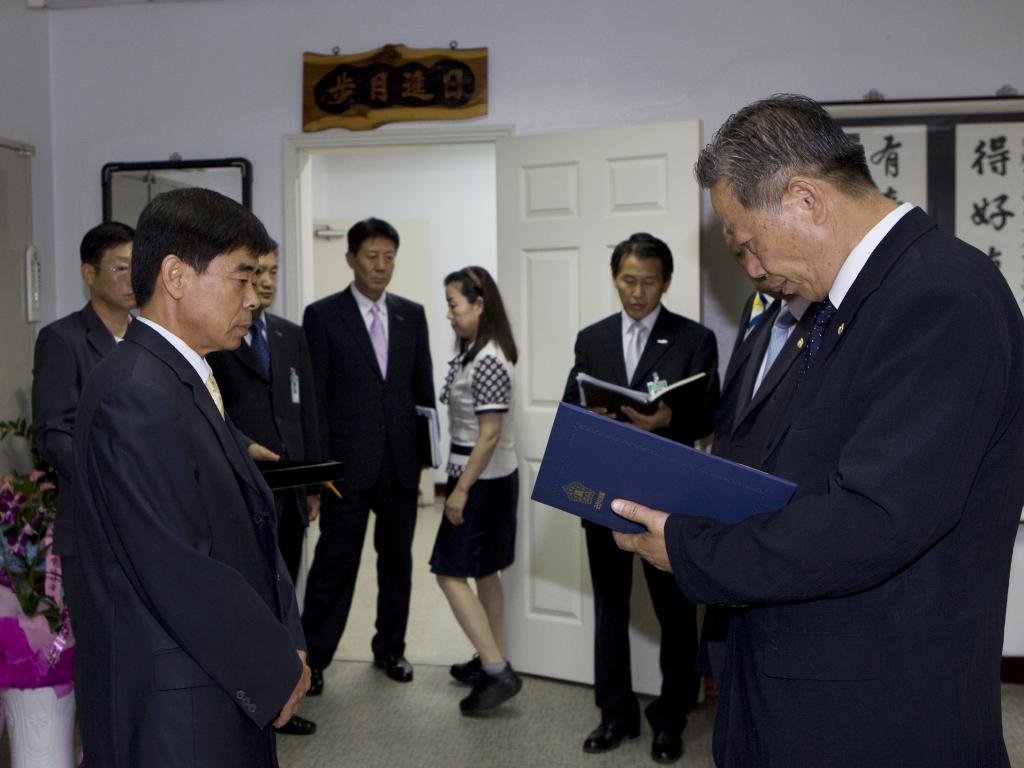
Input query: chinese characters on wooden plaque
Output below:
<box><xmin>303</xmin><ymin>44</ymin><xmax>488</xmax><ymax>131</ymax></box>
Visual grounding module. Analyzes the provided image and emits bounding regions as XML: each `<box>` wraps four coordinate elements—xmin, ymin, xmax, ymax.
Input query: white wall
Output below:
<box><xmin>0</xmin><ymin>3</ymin><xmax>56</xmax><ymax>321</ymax></box>
<box><xmin>42</xmin><ymin>0</ymin><xmax>1024</xmax><ymax>354</ymax></box>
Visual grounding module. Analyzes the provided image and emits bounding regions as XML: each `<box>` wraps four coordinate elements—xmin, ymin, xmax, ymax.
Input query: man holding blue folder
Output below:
<box><xmin>614</xmin><ymin>95</ymin><xmax>1024</xmax><ymax>767</ymax></box>
<box><xmin>563</xmin><ymin>232</ymin><xmax>719</xmax><ymax>764</ymax></box>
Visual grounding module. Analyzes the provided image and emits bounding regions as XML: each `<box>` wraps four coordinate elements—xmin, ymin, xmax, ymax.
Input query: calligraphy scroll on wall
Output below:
<box><xmin>830</xmin><ymin>97</ymin><xmax>1024</xmax><ymax>317</ymax></box>
<box><xmin>843</xmin><ymin>125</ymin><xmax>929</xmax><ymax>211</ymax></box>
<box><xmin>956</xmin><ymin>123</ymin><xmax>1024</xmax><ymax>316</ymax></box>
<box><xmin>303</xmin><ymin>45</ymin><xmax>488</xmax><ymax>132</ymax></box>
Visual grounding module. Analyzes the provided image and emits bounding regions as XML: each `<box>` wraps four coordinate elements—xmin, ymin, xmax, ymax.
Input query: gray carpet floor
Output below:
<box><xmin>0</xmin><ymin>669</ymin><xmax>1021</xmax><ymax>766</ymax></box>
<box><xmin>275</xmin><ymin>661</ymin><xmax>1024</xmax><ymax>768</ymax></box>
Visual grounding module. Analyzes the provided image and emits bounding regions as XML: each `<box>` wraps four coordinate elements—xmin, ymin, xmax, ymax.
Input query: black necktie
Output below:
<box><xmin>250</xmin><ymin>315</ymin><xmax>271</xmax><ymax>378</ymax></box>
<box><xmin>801</xmin><ymin>299</ymin><xmax>838</xmax><ymax>377</ymax></box>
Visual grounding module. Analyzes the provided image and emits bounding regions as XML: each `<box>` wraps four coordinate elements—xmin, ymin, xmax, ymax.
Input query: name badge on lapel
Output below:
<box><xmin>290</xmin><ymin>367</ymin><xmax>301</xmax><ymax>404</ymax></box>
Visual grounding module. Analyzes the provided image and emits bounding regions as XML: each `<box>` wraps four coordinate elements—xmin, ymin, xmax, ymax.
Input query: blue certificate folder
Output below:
<box><xmin>531</xmin><ymin>403</ymin><xmax>798</xmax><ymax>534</ymax></box>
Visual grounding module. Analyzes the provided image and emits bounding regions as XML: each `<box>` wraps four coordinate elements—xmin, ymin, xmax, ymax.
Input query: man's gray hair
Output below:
<box><xmin>694</xmin><ymin>94</ymin><xmax>876</xmax><ymax>211</ymax></box>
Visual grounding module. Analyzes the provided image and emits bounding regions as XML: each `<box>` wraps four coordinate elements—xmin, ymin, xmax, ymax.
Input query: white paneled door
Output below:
<box><xmin>497</xmin><ymin>121</ymin><xmax>702</xmax><ymax>690</ymax></box>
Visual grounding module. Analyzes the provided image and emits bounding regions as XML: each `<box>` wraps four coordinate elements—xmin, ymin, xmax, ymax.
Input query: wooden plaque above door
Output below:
<box><xmin>303</xmin><ymin>45</ymin><xmax>488</xmax><ymax>132</ymax></box>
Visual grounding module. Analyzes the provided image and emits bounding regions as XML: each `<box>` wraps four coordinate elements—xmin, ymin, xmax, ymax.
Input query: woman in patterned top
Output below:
<box><xmin>430</xmin><ymin>266</ymin><xmax>521</xmax><ymax>714</ymax></box>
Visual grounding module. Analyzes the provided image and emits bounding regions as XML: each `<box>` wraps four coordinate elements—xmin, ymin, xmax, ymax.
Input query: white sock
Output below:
<box><xmin>482</xmin><ymin>659</ymin><xmax>508</xmax><ymax>676</ymax></box>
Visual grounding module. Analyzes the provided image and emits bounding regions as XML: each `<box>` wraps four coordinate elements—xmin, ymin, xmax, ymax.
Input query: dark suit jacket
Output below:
<box><xmin>713</xmin><ymin>295</ymin><xmax>816</xmax><ymax>469</ymax></box>
<box><xmin>72</xmin><ymin>321</ymin><xmax>305</xmax><ymax>768</ymax></box>
<box><xmin>208</xmin><ymin>312</ymin><xmax>320</xmax><ymax>528</ymax></box>
<box><xmin>562</xmin><ymin>306</ymin><xmax>719</xmax><ymax>449</ymax></box>
<box><xmin>31</xmin><ymin>302</ymin><xmax>116</xmax><ymax>556</ymax></box>
<box><xmin>667</xmin><ymin>208</ymin><xmax>1024</xmax><ymax>767</ymax></box>
<box><xmin>303</xmin><ymin>287</ymin><xmax>435</xmax><ymax>492</ymax></box>
<box><xmin>700</xmin><ymin>294</ymin><xmax>815</xmax><ymax>677</ymax></box>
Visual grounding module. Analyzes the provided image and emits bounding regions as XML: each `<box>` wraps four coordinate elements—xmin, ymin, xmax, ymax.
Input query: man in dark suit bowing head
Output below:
<box><xmin>72</xmin><ymin>188</ymin><xmax>310</xmax><ymax>768</ymax></box>
<box><xmin>614</xmin><ymin>94</ymin><xmax>1024</xmax><ymax>768</ymax></box>
<box><xmin>208</xmin><ymin>245</ymin><xmax>320</xmax><ymax>737</ymax></box>
<box><xmin>301</xmin><ymin>218</ymin><xmax>435</xmax><ymax>692</ymax></box>
<box><xmin>563</xmin><ymin>232</ymin><xmax>719</xmax><ymax>764</ymax></box>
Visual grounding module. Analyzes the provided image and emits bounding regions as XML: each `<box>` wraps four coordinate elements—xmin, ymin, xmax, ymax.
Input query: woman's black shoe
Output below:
<box><xmin>459</xmin><ymin>664</ymin><xmax>522</xmax><ymax>713</ymax></box>
<box><xmin>449</xmin><ymin>655</ymin><xmax>482</xmax><ymax>685</ymax></box>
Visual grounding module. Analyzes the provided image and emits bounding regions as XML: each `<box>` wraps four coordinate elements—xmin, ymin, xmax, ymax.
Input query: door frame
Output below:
<box><xmin>282</xmin><ymin>126</ymin><xmax>513</xmax><ymax>323</ymax></box>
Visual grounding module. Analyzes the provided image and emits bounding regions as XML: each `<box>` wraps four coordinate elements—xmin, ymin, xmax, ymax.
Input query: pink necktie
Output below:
<box><xmin>370</xmin><ymin>304</ymin><xmax>388</xmax><ymax>378</ymax></box>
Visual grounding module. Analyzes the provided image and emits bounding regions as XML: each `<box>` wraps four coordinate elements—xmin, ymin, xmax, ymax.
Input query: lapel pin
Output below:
<box><xmin>656</xmin><ymin>338</ymin><xmax>668</xmax><ymax>344</ymax></box>
<box><xmin>797</xmin><ymin>337</ymin><xmax>805</xmax><ymax>350</ymax></box>
<box><xmin>837</xmin><ymin>322</ymin><xmax>845</xmax><ymax>336</ymax></box>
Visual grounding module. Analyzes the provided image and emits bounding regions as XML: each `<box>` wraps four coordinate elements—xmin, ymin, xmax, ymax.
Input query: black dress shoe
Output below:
<box><xmin>450</xmin><ymin>655</ymin><xmax>482</xmax><ymax>685</ymax></box>
<box><xmin>459</xmin><ymin>664</ymin><xmax>522</xmax><ymax>714</ymax></box>
<box><xmin>582</xmin><ymin>721</ymin><xmax>640</xmax><ymax>753</ymax></box>
<box><xmin>651</xmin><ymin>731</ymin><xmax>683</xmax><ymax>764</ymax></box>
<box><xmin>374</xmin><ymin>654</ymin><xmax>414</xmax><ymax>682</ymax></box>
<box><xmin>308</xmin><ymin>667</ymin><xmax>324</xmax><ymax>696</ymax></box>
<box><xmin>276</xmin><ymin>714</ymin><xmax>317</xmax><ymax>736</ymax></box>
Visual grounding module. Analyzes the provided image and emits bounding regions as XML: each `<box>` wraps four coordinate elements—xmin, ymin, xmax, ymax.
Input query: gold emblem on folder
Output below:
<box><xmin>563</xmin><ymin>481</ymin><xmax>595</xmax><ymax>505</ymax></box>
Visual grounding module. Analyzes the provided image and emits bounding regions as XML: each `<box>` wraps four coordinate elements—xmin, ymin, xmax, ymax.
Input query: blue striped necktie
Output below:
<box><xmin>250</xmin><ymin>315</ymin><xmax>271</xmax><ymax>378</ymax></box>
<box><xmin>801</xmin><ymin>299</ymin><xmax>838</xmax><ymax>376</ymax></box>
<box><xmin>760</xmin><ymin>306</ymin><xmax>797</xmax><ymax>382</ymax></box>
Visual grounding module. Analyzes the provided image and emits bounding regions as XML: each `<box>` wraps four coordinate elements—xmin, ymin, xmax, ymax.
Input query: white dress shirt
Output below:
<box><xmin>136</xmin><ymin>316</ymin><xmax>212</xmax><ymax>384</ymax></box>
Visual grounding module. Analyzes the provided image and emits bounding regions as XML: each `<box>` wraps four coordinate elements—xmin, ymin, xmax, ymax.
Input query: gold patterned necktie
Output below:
<box><xmin>206</xmin><ymin>372</ymin><xmax>225</xmax><ymax>419</ymax></box>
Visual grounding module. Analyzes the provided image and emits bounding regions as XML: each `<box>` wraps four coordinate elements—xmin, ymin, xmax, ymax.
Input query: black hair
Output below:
<box><xmin>444</xmin><ymin>266</ymin><xmax>518</xmax><ymax>365</ymax></box>
<box><xmin>610</xmin><ymin>232</ymin><xmax>674</xmax><ymax>282</ymax></box>
<box><xmin>80</xmin><ymin>221</ymin><xmax>135</xmax><ymax>266</ymax></box>
<box><xmin>131</xmin><ymin>187</ymin><xmax>276</xmax><ymax>308</ymax></box>
<box><xmin>347</xmin><ymin>218</ymin><xmax>400</xmax><ymax>254</ymax></box>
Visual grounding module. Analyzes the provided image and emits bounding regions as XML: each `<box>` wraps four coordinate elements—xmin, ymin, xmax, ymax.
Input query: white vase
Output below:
<box><xmin>1</xmin><ymin>687</ymin><xmax>75</xmax><ymax>768</ymax></box>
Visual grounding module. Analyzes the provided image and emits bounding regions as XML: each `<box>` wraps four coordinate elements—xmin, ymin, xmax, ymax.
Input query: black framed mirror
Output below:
<box><xmin>101</xmin><ymin>157</ymin><xmax>253</xmax><ymax>225</ymax></box>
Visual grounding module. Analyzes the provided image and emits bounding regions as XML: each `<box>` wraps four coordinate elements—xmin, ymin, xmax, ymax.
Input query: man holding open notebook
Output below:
<box><xmin>561</xmin><ymin>232</ymin><xmax>719</xmax><ymax>764</ymax></box>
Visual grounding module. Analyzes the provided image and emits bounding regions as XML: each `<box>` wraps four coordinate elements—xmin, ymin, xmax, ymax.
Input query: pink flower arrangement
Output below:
<box><xmin>0</xmin><ymin>418</ymin><xmax>74</xmax><ymax>693</ymax></box>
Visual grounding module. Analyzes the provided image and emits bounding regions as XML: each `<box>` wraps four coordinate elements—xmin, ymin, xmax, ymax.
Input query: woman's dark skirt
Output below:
<box><xmin>429</xmin><ymin>470</ymin><xmax>518</xmax><ymax>578</ymax></box>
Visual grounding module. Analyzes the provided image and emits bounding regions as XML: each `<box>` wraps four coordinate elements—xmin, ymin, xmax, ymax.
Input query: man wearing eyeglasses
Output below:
<box><xmin>31</xmin><ymin>221</ymin><xmax>136</xmax><ymax>630</ymax></box>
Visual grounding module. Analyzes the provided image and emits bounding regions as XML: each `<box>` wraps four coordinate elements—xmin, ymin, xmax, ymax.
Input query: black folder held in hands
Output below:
<box><xmin>255</xmin><ymin>460</ymin><xmax>344</xmax><ymax>491</ymax></box>
<box><xmin>531</xmin><ymin>403</ymin><xmax>797</xmax><ymax>534</ymax></box>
